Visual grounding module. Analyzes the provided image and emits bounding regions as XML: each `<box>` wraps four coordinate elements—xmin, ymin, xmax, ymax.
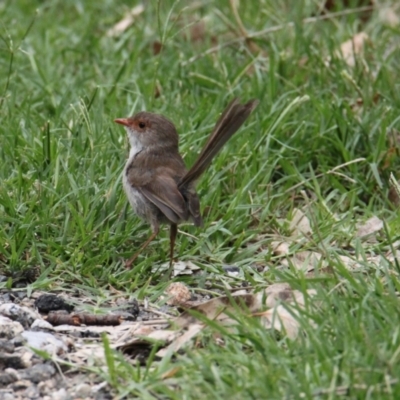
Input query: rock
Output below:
<box><xmin>73</xmin><ymin>383</ymin><xmax>92</xmax><ymax>398</ymax></box>
<box><xmin>4</xmin><ymin>368</ymin><xmax>20</xmax><ymax>379</ymax></box>
<box><xmin>20</xmin><ymin>363</ymin><xmax>56</xmax><ymax>383</ymax></box>
<box><xmin>11</xmin><ymin>334</ymin><xmax>26</xmax><ymax>347</ymax></box>
<box><xmin>31</xmin><ymin>319</ymin><xmax>54</xmax><ymax>331</ymax></box>
<box><xmin>9</xmin><ymin>379</ymin><xmax>32</xmax><ymax>391</ymax></box>
<box><xmin>0</xmin><ymin>351</ymin><xmax>33</xmax><ymax>369</ymax></box>
<box><xmin>38</xmin><ymin>378</ymin><xmax>57</xmax><ymax>395</ymax></box>
<box><xmin>34</xmin><ymin>294</ymin><xmax>74</xmax><ymax>313</ymax></box>
<box><xmin>0</xmin><ymin>390</ymin><xmax>14</xmax><ymax>400</ymax></box>
<box><xmin>0</xmin><ymin>303</ymin><xmax>41</xmax><ymax>329</ymax></box>
<box><xmin>222</xmin><ymin>265</ymin><xmax>240</xmax><ymax>276</ymax></box>
<box><xmin>9</xmin><ymin>291</ymin><xmax>27</xmax><ymax>302</ymax></box>
<box><xmin>24</xmin><ymin>384</ymin><xmax>40</xmax><ymax>399</ymax></box>
<box><xmin>0</xmin><ymin>369</ymin><xmax>19</xmax><ymax>385</ymax></box>
<box><xmin>51</xmin><ymin>388</ymin><xmax>69</xmax><ymax>400</ymax></box>
<box><xmin>122</xmin><ymin>299</ymin><xmax>140</xmax><ymax>319</ymax></box>
<box><xmin>0</xmin><ymin>316</ymin><xmax>24</xmax><ymax>340</ymax></box>
<box><xmin>0</xmin><ymin>339</ymin><xmax>15</xmax><ymax>353</ymax></box>
<box><xmin>21</xmin><ymin>331</ymin><xmax>67</xmax><ymax>355</ymax></box>
<box><xmin>0</xmin><ymin>291</ymin><xmax>12</xmax><ymax>304</ymax></box>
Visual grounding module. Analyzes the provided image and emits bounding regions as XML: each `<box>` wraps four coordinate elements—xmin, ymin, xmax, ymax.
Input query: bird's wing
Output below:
<box><xmin>137</xmin><ymin>172</ymin><xmax>189</xmax><ymax>224</ymax></box>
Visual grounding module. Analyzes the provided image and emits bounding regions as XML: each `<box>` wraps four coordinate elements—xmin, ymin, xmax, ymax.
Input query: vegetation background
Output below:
<box><xmin>1</xmin><ymin>0</ymin><xmax>400</xmax><ymax>398</ymax></box>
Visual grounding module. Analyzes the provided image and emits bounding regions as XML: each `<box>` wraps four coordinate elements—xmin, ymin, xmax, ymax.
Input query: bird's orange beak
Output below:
<box><xmin>114</xmin><ymin>118</ymin><xmax>130</xmax><ymax>127</ymax></box>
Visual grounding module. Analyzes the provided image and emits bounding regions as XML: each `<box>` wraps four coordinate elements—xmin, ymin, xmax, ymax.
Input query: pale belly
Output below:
<box><xmin>122</xmin><ymin>171</ymin><xmax>148</xmax><ymax>220</ymax></box>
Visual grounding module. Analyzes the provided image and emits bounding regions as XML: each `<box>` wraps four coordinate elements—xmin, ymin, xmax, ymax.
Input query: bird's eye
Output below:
<box><xmin>138</xmin><ymin>122</ymin><xmax>146</xmax><ymax>129</ymax></box>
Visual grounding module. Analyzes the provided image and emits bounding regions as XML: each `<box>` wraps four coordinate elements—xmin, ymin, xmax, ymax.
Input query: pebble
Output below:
<box><xmin>0</xmin><ymin>370</ymin><xmax>19</xmax><ymax>386</ymax></box>
<box><xmin>51</xmin><ymin>388</ymin><xmax>69</xmax><ymax>400</ymax></box>
<box><xmin>9</xmin><ymin>379</ymin><xmax>32</xmax><ymax>391</ymax></box>
<box><xmin>34</xmin><ymin>294</ymin><xmax>74</xmax><ymax>313</ymax></box>
<box><xmin>20</xmin><ymin>363</ymin><xmax>56</xmax><ymax>383</ymax></box>
<box><xmin>24</xmin><ymin>384</ymin><xmax>40</xmax><ymax>399</ymax></box>
<box><xmin>0</xmin><ymin>316</ymin><xmax>24</xmax><ymax>340</ymax></box>
<box><xmin>0</xmin><ymin>351</ymin><xmax>32</xmax><ymax>369</ymax></box>
<box><xmin>0</xmin><ymin>303</ymin><xmax>41</xmax><ymax>329</ymax></box>
<box><xmin>0</xmin><ymin>339</ymin><xmax>15</xmax><ymax>353</ymax></box>
<box><xmin>0</xmin><ymin>390</ymin><xmax>14</xmax><ymax>400</ymax></box>
<box><xmin>73</xmin><ymin>383</ymin><xmax>92</xmax><ymax>398</ymax></box>
<box><xmin>21</xmin><ymin>331</ymin><xmax>67</xmax><ymax>355</ymax></box>
<box><xmin>31</xmin><ymin>319</ymin><xmax>54</xmax><ymax>331</ymax></box>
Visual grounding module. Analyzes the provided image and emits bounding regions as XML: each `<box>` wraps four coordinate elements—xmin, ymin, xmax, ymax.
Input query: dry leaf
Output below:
<box><xmin>356</xmin><ymin>216</ymin><xmax>383</xmax><ymax>238</ymax></box>
<box><xmin>183</xmin><ymin>19</ymin><xmax>206</xmax><ymax>43</ymax></box>
<box><xmin>69</xmin><ymin>344</ymin><xmax>107</xmax><ymax>364</ymax></box>
<box><xmin>107</xmin><ymin>5</ymin><xmax>145</xmax><ymax>37</ymax></box>
<box><xmin>257</xmin><ymin>286</ymin><xmax>317</xmax><ymax>339</ymax></box>
<box><xmin>153</xmin><ymin>41</ymin><xmax>162</xmax><ymax>55</ymax></box>
<box><xmin>289</xmin><ymin>208</ymin><xmax>311</xmax><ymax>236</ymax></box>
<box><xmin>175</xmin><ymin>293</ymin><xmax>260</xmax><ymax>328</ymax></box>
<box><xmin>379</xmin><ymin>6</ymin><xmax>399</xmax><ymax>27</ymax></box>
<box><xmin>258</xmin><ymin>305</ymin><xmax>300</xmax><ymax>339</ymax></box>
<box><xmin>282</xmin><ymin>251</ymin><xmax>323</xmax><ymax>271</ymax></box>
<box><xmin>173</xmin><ymin>260</ymin><xmax>201</xmax><ymax>276</ymax></box>
<box><xmin>155</xmin><ymin>260</ymin><xmax>200</xmax><ymax>276</ymax></box>
<box><xmin>271</xmin><ymin>241</ymin><xmax>290</xmax><ymax>256</ymax></box>
<box><xmin>337</xmin><ymin>255</ymin><xmax>360</xmax><ymax>270</ymax></box>
<box><xmin>161</xmin><ymin>366</ymin><xmax>181</xmax><ymax>379</ymax></box>
<box><xmin>389</xmin><ymin>182</ymin><xmax>400</xmax><ymax>207</ymax></box>
<box><xmin>264</xmin><ymin>283</ymin><xmax>316</xmax><ymax>308</ymax></box>
<box><xmin>337</xmin><ymin>32</ymin><xmax>369</xmax><ymax>68</ymax></box>
<box><xmin>156</xmin><ymin>323</ymin><xmax>204</xmax><ymax>358</ymax></box>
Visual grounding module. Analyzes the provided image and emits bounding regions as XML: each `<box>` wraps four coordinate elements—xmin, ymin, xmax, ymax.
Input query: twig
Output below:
<box><xmin>229</xmin><ymin>0</ymin><xmax>261</xmax><ymax>53</ymax></box>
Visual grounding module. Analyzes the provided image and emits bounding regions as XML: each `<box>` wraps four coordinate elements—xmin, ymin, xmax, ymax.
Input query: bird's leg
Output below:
<box><xmin>169</xmin><ymin>223</ymin><xmax>178</xmax><ymax>268</ymax></box>
<box><xmin>125</xmin><ymin>226</ymin><xmax>159</xmax><ymax>269</ymax></box>
<box><xmin>161</xmin><ymin>223</ymin><xmax>178</xmax><ymax>280</ymax></box>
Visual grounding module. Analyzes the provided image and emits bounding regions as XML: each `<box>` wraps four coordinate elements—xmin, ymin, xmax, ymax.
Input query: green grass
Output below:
<box><xmin>1</xmin><ymin>0</ymin><xmax>400</xmax><ymax>398</ymax></box>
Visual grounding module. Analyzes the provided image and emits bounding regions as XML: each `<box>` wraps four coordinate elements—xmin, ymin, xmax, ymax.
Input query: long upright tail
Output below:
<box><xmin>178</xmin><ymin>98</ymin><xmax>259</xmax><ymax>188</ymax></box>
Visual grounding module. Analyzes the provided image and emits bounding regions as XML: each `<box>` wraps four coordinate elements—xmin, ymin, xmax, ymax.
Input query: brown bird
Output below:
<box><xmin>115</xmin><ymin>98</ymin><xmax>258</xmax><ymax>269</ymax></box>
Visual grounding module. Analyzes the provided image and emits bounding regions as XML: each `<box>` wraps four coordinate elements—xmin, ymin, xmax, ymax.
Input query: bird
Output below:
<box><xmin>115</xmin><ymin>98</ymin><xmax>259</xmax><ymax>269</ymax></box>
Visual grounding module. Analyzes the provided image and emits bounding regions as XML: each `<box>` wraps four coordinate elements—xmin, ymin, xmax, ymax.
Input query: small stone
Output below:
<box><xmin>21</xmin><ymin>331</ymin><xmax>67</xmax><ymax>355</ymax></box>
<box><xmin>51</xmin><ymin>388</ymin><xmax>69</xmax><ymax>400</ymax></box>
<box><xmin>0</xmin><ymin>303</ymin><xmax>40</xmax><ymax>329</ymax></box>
<box><xmin>31</xmin><ymin>319</ymin><xmax>54</xmax><ymax>331</ymax></box>
<box><xmin>34</xmin><ymin>294</ymin><xmax>74</xmax><ymax>313</ymax></box>
<box><xmin>0</xmin><ymin>370</ymin><xmax>18</xmax><ymax>385</ymax></box>
<box><xmin>0</xmin><ymin>315</ymin><xmax>24</xmax><ymax>340</ymax></box>
<box><xmin>9</xmin><ymin>290</ymin><xmax>28</xmax><ymax>301</ymax></box>
<box><xmin>19</xmin><ymin>349</ymin><xmax>34</xmax><ymax>368</ymax></box>
<box><xmin>24</xmin><ymin>384</ymin><xmax>40</xmax><ymax>399</ymax></box>
<box><xmin>4</xmin><ymin>368</ymin><xmax>20</xmax><ymax>378</ymax></box>
<box><xmin>10</xmin><ymin>379</ymin><xmax>32</xmax><ymax>390</ymax></box>
<box><xmin>0</xmin><ymin>292</ymin><xmax>12</xmax><ymax>304</ymax></box>
<box><xmin>0</xmin><ymin>352</ymin><xmax>32</xmax><ymax>369</ymax></box>
<box><xmin>11</xmin><ymin>334</ymin><xmax>27</xmax><ymax>347</ymax></box>
<box><xmin>0</xmin><ymin>390</ymin><xmax>14</xmax><ymax>400</ymax></box>
<box><xmin>20</xmin><ymin>363</ymin><xmax>56</xmax><ymax>383</ymax></box>
<box><xmin>38</xmin><ymin>378</ymin><xmax>57</xmax><ymax>394</ymax></box>
<box><xmin>0</xmin><ymin>339</ymin><xmax>15</xmax><ymax>353</ymax></box>
<box><xmin>222</xmin><ymin>265</ymin><xmax>240</xmax><ymax>276</ymax></box>
<box><xmin>73</xmin><ymin>383</ymin><xmax>92</xmax><ymax>398</ymax></box>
